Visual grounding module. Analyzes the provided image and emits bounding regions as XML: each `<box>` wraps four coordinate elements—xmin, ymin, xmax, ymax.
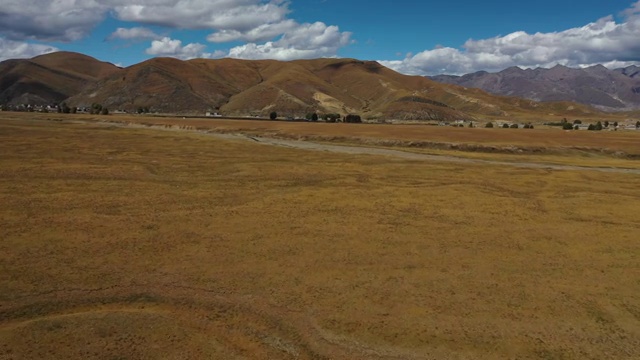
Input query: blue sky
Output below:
<box><xmin>1</xmin><ymin>0</ymin><xmax>639</xmax><ymax>75</ymax></box>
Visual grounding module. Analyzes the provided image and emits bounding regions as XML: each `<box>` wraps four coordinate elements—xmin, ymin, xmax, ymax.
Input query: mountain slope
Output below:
<box><xmin>1</xmin><ymin>51</ymin><xmax>603</xmax><ymax>121</ymax></box>
<box><xmin>0</xmin><ymin>52</ymin><xmax>120</xmax><ymax>105</ymax></box>
<box><xmin>69</xmin><ymin>56</ymin><xmax>599</xmax><ymax>120</ymax></box>
<box><xmin>430</xmin><ymin>65</ymin><xmax>640</xmax><ymax>111</ymax></box>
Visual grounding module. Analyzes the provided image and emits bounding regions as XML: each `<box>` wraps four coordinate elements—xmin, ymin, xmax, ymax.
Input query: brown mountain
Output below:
<box><xmin>66</xmin><ymin>57</ymin><xmax>473</xmax><ymax>120</ymax></box>
<box><xmin>0</xmin><ymin>52</ymin><xmax>120</xmax><ymax>105</ymax></box>
<box><xmin>68</xmin><ymin>55</ymin><xmax>599</xmax><ymax>120</ymax></box>
<box><xmin>430</xmin><ymin>64</ymin><xmax>640</xmax><ymax>111</ymax></box>
<box><xmin>2</xmin><ymin>52</ymin><xmax>602</xmax><ymax>120</ymax></box>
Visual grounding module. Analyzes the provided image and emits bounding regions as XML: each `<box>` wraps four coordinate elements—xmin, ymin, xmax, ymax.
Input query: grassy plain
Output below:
<box><xmin>114</xmin><ymin>115</ymin><xmax>640</xmax><ymax>154</ymax></box>
<box><xmin>1</xmin><ymin>113</ymin><xmax>640</xmax><ymax>359</ymax></box>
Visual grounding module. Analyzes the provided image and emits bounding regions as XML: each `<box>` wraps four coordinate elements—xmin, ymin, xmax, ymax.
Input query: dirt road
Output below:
<box><xmin>99</xmin><ymin>119</ymin><xmax>640</xmax><ymax>175</ymax></box>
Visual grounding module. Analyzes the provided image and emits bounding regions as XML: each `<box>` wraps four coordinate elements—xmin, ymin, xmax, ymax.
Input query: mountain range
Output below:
<box><xmin>0</xmin><ymin>51</ymin><xmax>613</xmax><ymax>121</ymax></box>
<box><xmin>430</xmin><ymin>65</ymin><xmax>640</xmax><ymax>111</ymax></box>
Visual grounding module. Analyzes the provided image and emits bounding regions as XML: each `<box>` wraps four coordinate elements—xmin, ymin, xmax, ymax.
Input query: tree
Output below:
<box><xmin>588</xmin><ymin>124</ymin><xmax>596</xmax><ymax>131</ymax></box>
<box><xmin>101</xmin><ymin>107</ymin><xmax>109</xmax><ymax>115</ymax></box>
<box><xmin>502</xmin><ymin>123</ymin><xmax>510</xmax><ymax>128</ymax></box>
<box><xmin>324</xmin><ymin>113</ymin><xmax>340</xmax><ymax>123</ymax></box>
<box><xmin>604</xmin><ymin>120</ymin><xmax>609</xmax><ymax>128</ymax></box>
<box><xmin>595</xmin><ymin>121</ymin><xmax>603</xmax><ymax>131</ymax></box>
<box><xmin>573</xmin><ymin>119</ymin><xmax>582</xmax><ymax>124</ymax></box>
<box><xmin>311</xmin><ymin>113</ymin><xmax>318</xmax><ymax>122</ymax></box>
<box><xmin>60</xmin><ymin>102</ymin><xmax>70</xmax><ymax>114</ymax></box>
<box><xmin>636</xmin><ymin>121</ymin><xmax>640</xmax><ymax>129</ymax></box>
<box><xmin>562</xmin><ymin>122</ymin><xmax>574</xmax><ymax>130</ymax></box>
<box><xmin>91</xmin><ymin>103</ymin><xmax>102</xmax><ymax>114</ymax></box>
<box><xmin>468</xmin><ymin>121</ymin><xmax>474</xmax><ymax>128</ymax></box>
<box><xmin>485</xmin><ymin>122</ymin><xmax>494</xmax><ymax>128</ymax></box>
<box><xmin>613</xmin><ymin>121</ymin><xmax>618</xmax><ymax>128</ymax></box>
<box><xmin>574</xmin><ymin>125</ymin><xmax>579</xmax><ymax>130</ymax></box>
<box><xmin>510</xmin><ymin>123</ymin><xmax>519</xmax><ymax>129</ymax></box>
<box><xmin>269</xmin><ymin>111</ymin><xmax>277</xmax><ymax>120</ymax></box>
<box><xmin>344</xmin><ymin>114</ymin><xmax>362</xmax><ymax>123</ymax></box>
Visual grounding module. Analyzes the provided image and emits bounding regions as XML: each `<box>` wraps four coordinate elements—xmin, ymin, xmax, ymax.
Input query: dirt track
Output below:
<box><xmin>244</xmin><ymin>135</ymin><xmax>640</xmax><ymax>174</ymax></box>
<box><xmin>96</xmin><ymin>119</ymin><xmax>640</xmax><ymax>175</ymax></box>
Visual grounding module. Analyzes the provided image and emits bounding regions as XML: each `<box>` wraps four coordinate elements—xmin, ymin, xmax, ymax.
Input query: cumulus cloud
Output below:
<box><xmin>112</xmin><ymin>0</ymin><xmax>290</xmax><ymax>32</ymax></box>
<box><xmin>0</xmin><ymin>0</ymin><xmax>291</xmax><ymax>41</ymax></box>
<box><xmin>623</xmin><ymin>0</ymin><xmax>640</xmax><ymax>17</ymax></box>
<box><xmin>0</xmin><ymin>0</ymin><xmax>107</xmax><ymax>41</ymax></box>
<box><xmin>228</xmin><ymin>22</ymin><xmax>352</xmax><ymax>60</ymax></box>
<box><xmin>108</xmin><ymin>27</ymin><xmax>161</xmax><ymax>41</ymax></box>
<box><xmin>122</xmin><ymin>0</ymin><xmax>352</xmax><ymax>59</ymax></box>
<box><xmin>381</xmin><ymin>2</ymin><xmax>640</xmax><ymax>75</ymax></box>
<box><xmin>0</xmin><ymin>0</ymin><xmax>351</xmax><ymax>61</ymax></box>
<box><xmin>0</xmin><ymin>37</ymin><xmax>58</xmax><ymax>62</ymax></box>
<box><xmin>145</xmin><ymin>37</ymin><xmax>224</xmax><ymax>60</ymax></box>
<box><xmin>207</xmin><ymin>19</ymin><xmax>298</xmax><ymax>43</ymax></box>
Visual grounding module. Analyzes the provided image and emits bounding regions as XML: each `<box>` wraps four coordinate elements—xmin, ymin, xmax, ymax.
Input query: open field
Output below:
<box><xmin>1</xmin><ymin>114</ymin><xmax>640</xmax><ymax>359</ymax></box>
<box><xmin>6</xmin><ymin>112</ymin><xmax>640</xmax><ymax>157</ymax></box>
<box><xmin>116</xmin><ymin>115</ymin><xmax>640</xmax><ymax>155</ymax></box>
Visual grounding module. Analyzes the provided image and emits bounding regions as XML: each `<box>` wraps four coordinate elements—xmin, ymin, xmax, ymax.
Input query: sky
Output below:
<box><xmin>1</xmin><ymin>0</ymin><xmax>639</xmax><ymax>75</ymax></box>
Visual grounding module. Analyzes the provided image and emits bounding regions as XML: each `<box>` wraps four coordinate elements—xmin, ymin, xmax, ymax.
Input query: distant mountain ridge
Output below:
<box><xmin>429</xmin><ymin>64</ymin><xmax>640</xmax><ymax>111</ymax></box>
<box><xmin>0</xmin><ymin>51</ymin><xmax>606</xmax><ymax>121</ymax></box>
<box><xmin>0</xmin><ymin>52</ymin><xmax>120</xmax><ymax>106</ymax></box>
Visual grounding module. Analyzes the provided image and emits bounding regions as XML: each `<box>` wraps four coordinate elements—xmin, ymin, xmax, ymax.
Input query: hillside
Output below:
<box><xmin>69</xmin><ymin>56</ymin><xmax>599</xmax><ymax>120</ymax></box>
<box><xmin>2</xmin><ymin>52</ymin><xmax>604</xmax><ymax>121</ymax></box>
<box><xmin>430</xmin><ymin>64</ymin><xmax>640</xmax><ymax>111</ymax></box>
<box><xmin>0</xmin><ymin>52</ymin><xmax>120</xmax><ymax>106</ymax></box>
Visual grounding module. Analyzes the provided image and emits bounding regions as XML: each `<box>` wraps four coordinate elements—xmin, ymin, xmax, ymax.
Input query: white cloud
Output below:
<box><xmin>145</xmin><ymin>37</ymin><xmax>224</xmax><ymax>60</ymax></box>
<box><xmin>0</xmin><ymin>0</ymin><xmax>107</xmax><ymax>41</ymax></box>
<box><xmin>108</xmin><ymin>27</ymin><xmax>161</xmax><ymax>41</ymax></box>
<box><xmin>207</xmin><ymin>19</ymin><xmax>298</xmax><ymax>43</ymax></box>
<box><xmin>0</xmin><ymin>0</ymin><xmax>352</xmax><ymax>61</ymax></box>
<box><xmin>228</xmin><ymin>22</ymin><xmax>352</xmax><ymax>60</ymax></box>
<box><xmin>0</xmin><ymin>0</ymin><xmax>291</xmax><ymax>42</ymax></box>
<box><xmin>623</xmin><ymin>0</ymin><xmax>640</xmax><ymax>17</ymax></box>
<box><xmin>112</xmin><ymin>0</ymin><xmax>290</xmax><ymax>32</ymax></box>
<box><xmin>381</xmin><ymin>2</ymin><xmax>640</xmax><ymax>75</ymax></box>
<box><xmin>0</xmin><ymin>37</ymin><xmax>58</xmax><ymax>62</ymax></box>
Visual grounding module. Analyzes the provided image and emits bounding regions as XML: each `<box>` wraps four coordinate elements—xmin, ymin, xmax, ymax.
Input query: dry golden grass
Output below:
<box><xmin>45</xmin><ymin>111</ymin><xmax>640</xmax><ymax>160</ymax></box>
<box><xmin>1</xmin><ymin>114</ymin><xmax>640</xmax><ymax>359</ymax></box>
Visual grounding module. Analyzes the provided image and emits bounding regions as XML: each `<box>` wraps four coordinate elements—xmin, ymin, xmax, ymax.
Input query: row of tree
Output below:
<box><xmin>561</xmin><ymin>120</ymin><xmax>640</xmax><ymax>131</ymax></box>
<box><xmin>57</xmin><ymin>102</ymin><xmax>109</xmax><ymax>115</ymax></box>
<box><xmin>485</xmin><ymin>122</ymin><xmax>534</xmax><ymax>129</ymax></box>
<box><xmin>269</xmin><ymin>111</ymin><xmax>362</xmax><ymax>123</ymax></box>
